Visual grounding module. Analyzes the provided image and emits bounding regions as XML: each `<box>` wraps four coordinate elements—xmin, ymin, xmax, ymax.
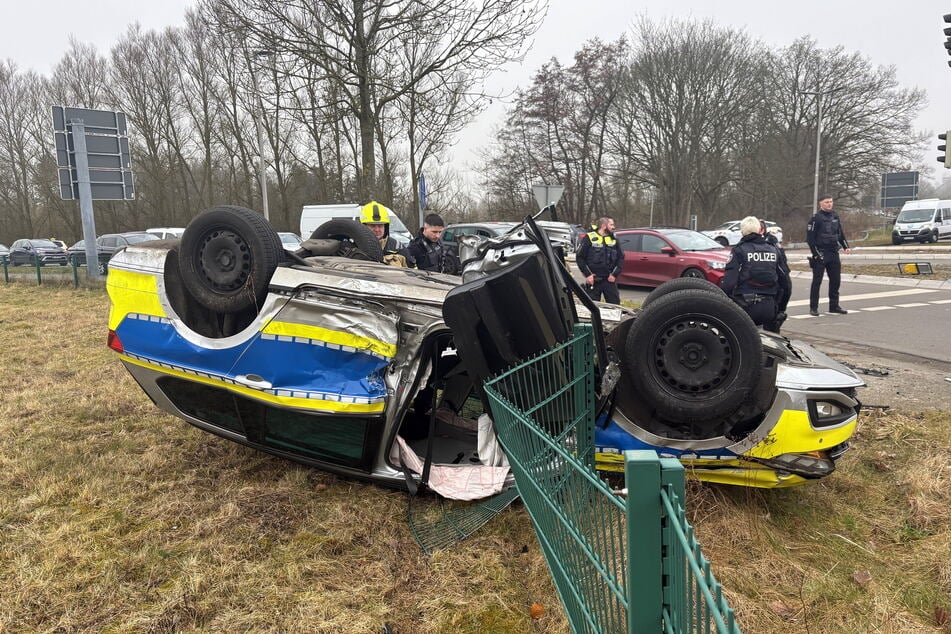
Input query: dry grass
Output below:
<box><xmin>1</xmin><ymin>281</ymin><xmax>948</xmax><ymax>633</ymax></box>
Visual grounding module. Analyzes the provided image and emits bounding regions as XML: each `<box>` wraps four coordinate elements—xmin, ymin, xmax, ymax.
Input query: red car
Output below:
<box><xmin>614</xmin><ymin>227</ymin><xmax>732</xmax><ymax>287</ymax></box>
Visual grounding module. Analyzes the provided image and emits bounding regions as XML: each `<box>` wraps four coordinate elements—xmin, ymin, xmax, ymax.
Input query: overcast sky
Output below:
<box><xmin>3</xmin><ymin>0</ymin><xmax>949</xmax><ymax>182</ymax></box>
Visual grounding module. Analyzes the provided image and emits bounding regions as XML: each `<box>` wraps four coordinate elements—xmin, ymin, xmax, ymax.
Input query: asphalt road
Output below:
<box><xmin>611</xmin><ymin>271</ymin><xmax>951</xmax><ymax>364</ymax></box>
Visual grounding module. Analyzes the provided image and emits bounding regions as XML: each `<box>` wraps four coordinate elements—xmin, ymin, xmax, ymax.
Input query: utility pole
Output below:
<box><xmin>801</xmin><ymin>87</ymin><xmax>844</xmax><ymax>209</ymax></box>
<box><xmin>252</xmin><ymin>50</ymin><xmax>274</xmax><ymax>221</ymax></box>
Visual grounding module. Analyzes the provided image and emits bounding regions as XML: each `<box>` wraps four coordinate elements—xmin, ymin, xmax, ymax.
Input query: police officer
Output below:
<box><xmin>403</xmin><ymin>213</ymin><xmax>459</xmax><ymax>274</ymax></box>
<box><xmin>720</xmin><ymin>216</ymin><xmax>791</xmax><ymax>328</ymax></box>
<box><xmin>806</xmin><ymin>193</ymin><xmax>851</xmax><ymax>315</ymax></box>
<box><xmin>576</xmin><ymin>216</ymin><xmax>623</xmax><ymax>304</ymax></box>
<box><xmin>359</xmin><ymin>200</ymin><xmax>407</xmax><ymax>266</ymax></box>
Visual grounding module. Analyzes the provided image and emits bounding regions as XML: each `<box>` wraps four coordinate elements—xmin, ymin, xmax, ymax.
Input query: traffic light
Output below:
<box><xmin>939</xmin><ymin>131</ymin><xmax>951</xmax><ymax>168</ymax></box>
<box><xmin>945</xmin><ymin>14</ymin><xmax>951</xmax><ymax>66</ymax></box>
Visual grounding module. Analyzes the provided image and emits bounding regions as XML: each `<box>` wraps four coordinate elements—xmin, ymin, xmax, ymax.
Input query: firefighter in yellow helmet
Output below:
<box><xmin>359</xmin><ymin>201</ymin><xmax>408</xmax><ymax>267</ymax></box>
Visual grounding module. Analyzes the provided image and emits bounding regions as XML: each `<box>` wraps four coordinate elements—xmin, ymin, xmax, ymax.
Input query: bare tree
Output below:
<box><xmin>608</xmin><ymin>18</ymin><xmax>764</xmax><ymax>227</ymax></box>
<box><xmin>204</xmin><ymin>0</ymin><xmax>545</xmax><ymax>201</ymax></box>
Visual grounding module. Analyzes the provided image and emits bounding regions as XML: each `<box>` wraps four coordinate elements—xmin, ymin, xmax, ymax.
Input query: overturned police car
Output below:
<box><xmin>105</xmin><ymin>206</ymin><xmax>863</xmax><ymax>496</ymax></box>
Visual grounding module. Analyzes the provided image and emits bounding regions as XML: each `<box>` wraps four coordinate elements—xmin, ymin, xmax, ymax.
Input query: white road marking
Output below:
<box><xmin>895</xmin><ymin>302</ymin><xmax>930</xmax><ymax>308</ymax></box>
<box><xmin>860</xmin><ymin>306</ymin><xmax>896</xmax><ymax>311</ymax></box>
<box><xmin>931</xmin><ymin>299</ymin><xmax>951</xmax><ymax>304</ymax></box>
<box><xmin>787</xmin><ymin>288</ymin><xmax>937</xmax><ymax>308</ymax></box>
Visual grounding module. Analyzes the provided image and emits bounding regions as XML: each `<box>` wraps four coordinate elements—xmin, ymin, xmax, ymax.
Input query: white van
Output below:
<box><xmin>892</xmin><ymin>199</ymin><xmax>951</xmax><ymax>244</ymax></box>
<box><xmin>299</xmin><ymin>203</ymin><xmax>413</xmax><ymax>247</ymax></box>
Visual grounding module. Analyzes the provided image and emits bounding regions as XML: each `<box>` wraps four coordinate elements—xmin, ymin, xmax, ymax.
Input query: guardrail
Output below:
<box><xmin>485</xmin><ymin>325</ymin><xmax>740</xmax><ymax>633</ymax></box>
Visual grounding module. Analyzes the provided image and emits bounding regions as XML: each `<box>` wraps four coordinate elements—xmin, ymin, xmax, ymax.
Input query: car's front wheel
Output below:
<box><xmin>681</xmin><ymin>267</ymin><xmax>705</xmax><ymax>279</ymax></box>
<box><xmin>309</xmin><ymin>219</ymin><xmax>384</xmax><ymax>262</ymax></box>
<box><xmin>714</xmin><ymin>237</ymin><xmax>729</xmax><ymax>247</ymax></box>
<box><xmin>624</xmin><ymin>288</ymin><xmax>766</xmax><ymax>424</ymax></box>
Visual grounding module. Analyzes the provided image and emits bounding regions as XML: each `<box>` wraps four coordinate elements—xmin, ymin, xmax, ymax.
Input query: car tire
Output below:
<box><xmin>179</xmin><ymin>205</ymin><xmax>284</xmax><ymax>314</ymax></box>
<box><xmin>309</xmin><ymin>219</ymin><xmax>384</xmax><ymax>262</ymax></box>
<box><xmin>641</xmin><ymin>277</ymin><xmax>725</xmax><ymax>309</ymax></box>
<box><xmin>891</xmin><ymin>236</ymin><xmax>902</xmax><ymax>245</ymax></box>
<box><xmin>931</xmin><ymin>230</ymin><xmax>939</xmax><ymax>243</ymax></box>
<box><xmin>624</xmin><ymin>288</ymin><xmax>763</xmax><ymax>424</ymax></box>
<box><xmin>714</xmin><ymin>237</ymin><xmax>729</xmax><ymax>247</ymax></box>
<box><xmin>681</xmin><ymin>267</ymin><xmax>705</xmax><ymax>279</ymax></box>
<box><xmin>98</xmin><ymin>261</ymin><xmax>107</xmax><ymax>275</ymax></box>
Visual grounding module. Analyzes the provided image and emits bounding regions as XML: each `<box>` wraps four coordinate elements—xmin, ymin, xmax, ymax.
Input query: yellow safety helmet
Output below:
<box><xmin>359</xmin><ymin>201</ymin><xmax>391</xmax><ymax>225</ymax></box>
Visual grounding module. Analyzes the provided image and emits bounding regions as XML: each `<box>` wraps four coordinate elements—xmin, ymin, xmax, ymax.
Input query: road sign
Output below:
<box><xmin>52</xmin><ymin>105</ymin><xmax>134</xmax><ymax>201</ymax></box>
<box><xmin>532</xmin><ymin>184</ymin><xmax>564</xmax><ymax>210</ymax></box>
<box><xmin>880</xmin><ymin>171</ymin><xmax>918</xmax><ymax>209</ymax></box>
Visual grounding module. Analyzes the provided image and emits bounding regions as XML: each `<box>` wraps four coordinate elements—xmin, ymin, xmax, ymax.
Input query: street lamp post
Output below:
<box><xmin>252</xmin><ymin>50</ymin><xmax>273</xmax><ymax>221</ymax></box>
<box><xmin>801</xmin><ymin>87</ymin><xmax>844</xmax><ymax>210</ymax></box>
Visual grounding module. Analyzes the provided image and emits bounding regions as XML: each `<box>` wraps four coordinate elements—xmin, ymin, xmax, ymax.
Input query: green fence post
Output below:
<box><xmin>624</xmin><ymin>449</ymin><xmax>663</xmax><ymax>633</ymax></box>
<box><xmin>71</xmin><ymin>259</ymin><xmax>80</xmax><ymax>288</ymax></box>
<box><xmin>660</xmin><ymin>458</ymin><xmax>687</xmax><ymax>632</ymax></box>
<box><xmin>1</xmin><ymin>257</ymin><xmax>8</xmax><ymax>283</ymax></box>
<box><xmin>33</xmin><ymin>258</ymin><xmax>42</xmax><ymax>285</ymax></box>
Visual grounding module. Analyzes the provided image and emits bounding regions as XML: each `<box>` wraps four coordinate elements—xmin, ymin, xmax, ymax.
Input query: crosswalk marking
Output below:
<box><xmin>787</xmin><ymin>288</ymin><xmax>937</xmax><ymax>308</ymax></box>
<box><xmin>932</xmin><ymin>299</ymin><xmax>951</xmax><ymax>304</ymax></box>
<box><xmin>860</xmin><ymin>306</ymin><xmax>896</xmax><ymax>311</ymax></box>
<box><xmin>896</xmin><ymin>302</ymin><xmax>930</xmax><ymax>307</ymax></box>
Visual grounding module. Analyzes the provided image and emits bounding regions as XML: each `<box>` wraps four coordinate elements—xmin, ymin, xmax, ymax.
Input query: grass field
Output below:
<box><xmin>1</xmin><ymin>281</ymin><xmax>949</xmax><ymax>633</ymax></box>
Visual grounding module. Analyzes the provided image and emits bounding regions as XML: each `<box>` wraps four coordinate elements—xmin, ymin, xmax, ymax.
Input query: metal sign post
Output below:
<box><xmin>51</xmin><ymin>105</ymin><xmax>135</xmax><ymax>281</ymax></box>
<box><xmin>70</xmin><ymin>120</ymin><xmax>100</xmax><ymax>280</ymax></box>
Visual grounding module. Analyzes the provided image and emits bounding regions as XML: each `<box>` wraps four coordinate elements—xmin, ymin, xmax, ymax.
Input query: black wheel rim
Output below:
<box><xmin>649</xmin><ymin>315</ymin><xmax>738</xmax><ymax>395</ymax></box>
<box><xmin>684</xmin><ymin>269</ymin><xmax>704</xmax><ymax>278</ymax></box>
<box><xmin>197</xmin><ymin>228</ymin><xmax>252</xmax><ymax>293</ymax></box>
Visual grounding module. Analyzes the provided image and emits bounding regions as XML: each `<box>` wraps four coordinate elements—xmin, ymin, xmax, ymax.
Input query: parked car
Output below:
<box><xmin>534</xmin><ymin>220</ymin><xmax>580</xmax><ymax>252</ymax></box>
<box><xmin>614</xmin><ymin>227</ymin><xmax>731</xmax><ymax>288</ymax></box>
<box><xmin>278</xmin><ymin>232</ymin><xmax>303</xmax><ymax>249</ymax></box>
<box><xmin>105</xmin><ymin>206</ymin><xmax>863</xmax><ymax>493</ymax></box>
<box><xmin>49</xmin><ymin>238</ymin><xmax>67</xmax><ymax>250</ymax></box>
<box><xmin>702</xmin><ymin>220</ymin><xmax>783</xmax><ymax>246</ymax></box>
<box><xmin>67</xmin><ymin>232</ymin><xmax>159</xmax><ymax>273</ymax></box>
<box><xmin>0</xmin><ymin>243</ymin><xmax>9</xmax><ymax>263</ymax></box>
<box><xmin>8</xmin><ymin>238</ymin><xmax>67</xmax><ymax>266</ymax></box>
<box><xmin>145</xmin><ymin>227</ymin><xmax>186</xmax><ymax>240</ymax></box>
<box><xmin>442</xmin><ymin>222</ymin><xmax>517</xmax><ymax>256</ymax></box>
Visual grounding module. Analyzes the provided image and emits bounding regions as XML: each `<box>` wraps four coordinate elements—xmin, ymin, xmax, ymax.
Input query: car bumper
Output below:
<box><xmin>892</xmin><ymin>229</ymin><xmax>931</xmax><ymax>241</ymax></box>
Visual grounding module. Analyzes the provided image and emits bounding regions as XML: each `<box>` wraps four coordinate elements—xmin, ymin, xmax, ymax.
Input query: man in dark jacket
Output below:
<box><xmin>721</xmin><ymin>216</ymin><xmax>791</xmax><ymax>328</ymax></box>
<box><xmin>403</xmin><ymin>213</ymin><xmax>459</xmax><ymax>274</ymax></box>
<box><xmin>575</xmin><ymin>216</ymin><xmax>623</xmax><ymax>304</ymax></box>
<box><xmin>806</xmin><ymin>194</ymin><xmax>851</xmax><ymax>315</ymax></box>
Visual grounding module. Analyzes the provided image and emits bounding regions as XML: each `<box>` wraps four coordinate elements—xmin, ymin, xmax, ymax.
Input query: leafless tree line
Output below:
<box><xmin>0</xmin><ymin>0</ymin><xmax>544</xmax><ymax>245</ymax></box>
<box><xmin>479</xmin><ymin>19</ymin><xmax>928</xmax><ymax>240</ymax></box>
<box><xmin>0</xmin><ymin>10</ymin><xmax>928</xmax><ymax>247</ymax></box>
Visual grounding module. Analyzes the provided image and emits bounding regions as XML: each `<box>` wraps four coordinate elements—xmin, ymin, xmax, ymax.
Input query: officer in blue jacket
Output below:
<box><xmin>576</xmin><ymin>217</ymin><xmax>623</xmax><ymax>304</ymax></box>
<box><xmin>721</xmin><ymin>216</ymin><xmax>791</xmax><ymax>328</ymax></box>
<box><xmin>806</xmin><ymin>193</ymin><xmax>851</xmax><ymax>315</ymax></box>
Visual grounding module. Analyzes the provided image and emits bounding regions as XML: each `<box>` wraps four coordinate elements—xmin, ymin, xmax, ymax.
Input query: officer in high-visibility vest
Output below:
<box><xmin>576</xmin><ymin>217</ymin><xmax>623</xmax><ymax>304</ymax></box>
<box><xmin>359</xmin><ymin>201</ymin><xmax>407</xmax><ymax>267</ymax></box>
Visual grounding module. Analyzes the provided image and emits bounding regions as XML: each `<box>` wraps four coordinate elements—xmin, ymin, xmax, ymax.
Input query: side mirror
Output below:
<box><xmin>661</xmin><ymin>246</ymin><xmax>675</xmax><ymax>256</ymax></box>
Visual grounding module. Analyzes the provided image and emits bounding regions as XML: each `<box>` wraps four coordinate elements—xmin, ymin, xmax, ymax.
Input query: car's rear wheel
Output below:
<box><xmin>641</xmin><ymin>277</ymin><xmax>725</xmax><ymax>309</ymax></box>
<box><xmin>714</xmin><ymin>237</ymin><xmax>729</xmax><ymax>247</ymax></box>
<box><xmin>309</xmin><ymin>219</ymin><xmax>384</xmax><ymax>262</ymax></box>
<box><xmin>624</xmin><ymin>288</ymin><xmax>764</xmax><ymax>424</ymax></box>
<box><xmin>179</xmin><ymin>205</ymin><xmax>283</xmax><ymax>314</ymax></box>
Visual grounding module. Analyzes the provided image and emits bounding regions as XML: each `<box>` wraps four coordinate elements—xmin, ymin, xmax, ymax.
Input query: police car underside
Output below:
<box><xmin>106</xmin><ymin>207</ymin><xmax>862</xmax><ymax>496</ymax></box>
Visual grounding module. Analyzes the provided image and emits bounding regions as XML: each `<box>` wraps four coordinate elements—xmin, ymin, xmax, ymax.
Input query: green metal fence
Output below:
<box><xmin>484</xmin><ymin>325</ymin><xmax>741</xmax><ymax>634</ymax></box>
